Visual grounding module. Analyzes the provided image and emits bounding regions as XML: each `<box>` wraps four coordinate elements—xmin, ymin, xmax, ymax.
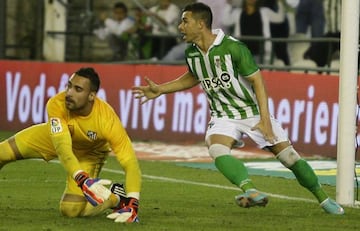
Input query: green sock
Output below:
<box><xmin>215</xmin><ymin>155</ymin><xmax>255</xmax><ymax>191</ymax></box>
<box><xmin>290</xmin><ymin>159</ymin><xmax>328</xmax><ymax>203</ymax></box>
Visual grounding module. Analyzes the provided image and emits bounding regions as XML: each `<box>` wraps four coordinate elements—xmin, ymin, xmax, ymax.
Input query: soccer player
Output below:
<box><xmin>93</xmin><ymin>2</ymin><xmax>135</xmax><ymax>61</ymax></box>
<box><xmin>0</xmin><ymin>67</ymin><xmax>141</xmax><ymax>222</ymax></box>
<box><xmin>132</xmin><ymin>2</ymin><xmax>344</xmax><ymax>214</ymax></box>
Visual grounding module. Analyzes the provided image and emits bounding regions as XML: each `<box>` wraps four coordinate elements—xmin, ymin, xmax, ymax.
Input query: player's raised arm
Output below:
<box><xmin>132</xmin><ymin>71</ymin><xmax>199</xmax><ymax>104</ymax></box>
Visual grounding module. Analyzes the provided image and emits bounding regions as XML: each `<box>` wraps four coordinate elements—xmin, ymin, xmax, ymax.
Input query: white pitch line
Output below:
<box><xmin>33</xmin><ymin>160</ymin><xmax>356</xmax><ymax>206</ymax></box>
<box><xmin>26</xmin><ymin>160</ymin><xmax>319</xmax><ymax>204</ymax></box>
<box><xmin>102</xmin><ymin>167</ymin><xmax>317</xmax><ymax>203</ymax></box>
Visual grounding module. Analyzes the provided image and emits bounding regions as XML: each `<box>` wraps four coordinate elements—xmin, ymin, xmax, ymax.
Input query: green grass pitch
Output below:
<box><xmin>0</xmin><ymin>131</ymin><xmax>359</xmax><ymax>231</ymax></box>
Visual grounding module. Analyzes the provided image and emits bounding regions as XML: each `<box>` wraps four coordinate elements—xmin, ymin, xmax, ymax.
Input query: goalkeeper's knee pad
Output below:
<box><xmin>59</xmin><ymin>201</ymin><xmax>86</xmax><ymax>217</ymax></box>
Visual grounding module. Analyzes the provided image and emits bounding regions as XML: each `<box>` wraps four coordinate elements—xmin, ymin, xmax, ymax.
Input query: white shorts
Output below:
<box><xmin>205</xmin><ymin>116</ymin><xmax>289</xmax><ymax>148</ymax></box>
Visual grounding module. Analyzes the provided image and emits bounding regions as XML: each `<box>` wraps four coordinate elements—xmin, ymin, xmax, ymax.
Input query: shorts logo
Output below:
<box><xmin>87</xmin><ymin>131</ymin><xmax>97</xmax><ymax>141</ymax></box>
<box><xmin>208</xmin><ymin>121</ymin><xmax>215</xmax><ymax>129</ymax></box>
<box><xmin>50</xmin><ymin>118</ymin><xmax>63</xmax><ymax>134</ymax></box>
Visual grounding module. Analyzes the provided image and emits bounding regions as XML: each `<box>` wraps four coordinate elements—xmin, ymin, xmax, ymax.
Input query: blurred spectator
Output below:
<box><xmin>295</xmin><ymin>0</ymin><xmax>325</xmax><ymax>38</ymax></box>
<box><xmin>262</xmin><ymin>0</ymin><xmax>291</xmax><ymax>65</ymax></box>
<box><xmin>295</xmin><ymin>0</ymin><xmax>325</xmax><ymax>64</ymax></box>
<box><xmin>127</xmin><ymin>7</ymin><xmax>152</xmax><ymax>59</ymax></box>
<box><xmin>222</xmin><ymin>0</ymin><xmax>286</xmax><ymax>64</ymax></box>
<box><xmin>300</xmin><ymin>0</ymin><xmax>341</xmax><ymax>67</ymax></box>
<box><xmin>93</xmin><ymin>2</ymin><xmax>134</xmax><ymax>61</ymax></box>
<box><xmin>322</xmin><ymin>0</ymin><xmax>341</xmax><ymax>62</ymax></box>
<box><xmin>145</xmin><ymin>0</ymin><xmax>181</xmax><ymax>60</ymax></box>
<box><xmin>324</xmin><ymin>0</ymin><xmax>341</xmax><ymax>34</ymax></box>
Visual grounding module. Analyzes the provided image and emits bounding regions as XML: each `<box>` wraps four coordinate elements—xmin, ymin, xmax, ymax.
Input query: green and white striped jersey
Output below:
<box><xmin>185</xmin><ymin>29</ymin><xmax>260</xmax><ymax>119</ymax></box>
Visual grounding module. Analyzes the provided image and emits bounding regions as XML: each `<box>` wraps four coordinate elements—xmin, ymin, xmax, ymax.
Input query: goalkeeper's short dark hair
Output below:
<box><xmin>74</xmin><ymin>67</ymin><xmax>100</xmax><ymax>93</ymax></box>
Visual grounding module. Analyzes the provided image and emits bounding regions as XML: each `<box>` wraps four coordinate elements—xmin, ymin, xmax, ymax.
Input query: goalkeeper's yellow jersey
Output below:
<box><xmin>15</xmin><ymin>91</ymin><xmax>141</xmax><ymax>193</ymax></box>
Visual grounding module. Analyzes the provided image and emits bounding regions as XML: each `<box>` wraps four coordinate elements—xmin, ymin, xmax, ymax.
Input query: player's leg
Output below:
<box><xmin>0</xmin><ymin>136</ymin><xmax>23</xmax><ymax>169</ymax></box>
<box><xmin>258</xmin><ymin>118</ymin><xmax>344</xmax><ymax>215</ymax></box>
<box><xmin>270</xmin><ymin>141</ymin><xmax>327</xmax><ymax>200</ymax></box>
<box><xmin>0</xmin><ymin>124</ymin><xmax>53</xmax><ymax>169</ymax></box>
<box><xmin>59</xmin><ymin>184</ymin><xmax>119</xmax><ymax>217</ymax></box>
<box><xmin>270</xmin><ymin>141</ymin><xmax>328</xmax><ymax>201</ymax></box>
<box><xmin>205</xmin><ymin>118</ymin><xmax>268</xmax><ymax>207</ymax></box>
<box><xmin>269</xmin><ymin>142</ymin><xmax>344</xmax><ymax>214</ymax></box>
<box><xmin>207</xmin><ymin>134</ymin><xmax>253</xmax><ymax>189</ymax></box>
<box><xmin>205</xmin><ymin>118</ymin><xmax>253</xmax><ymax>190</ymax></box>
<box><xmin>59</xmin><ymin>161</ymin><xmax>119</xmax><ymax>217</ymax></box>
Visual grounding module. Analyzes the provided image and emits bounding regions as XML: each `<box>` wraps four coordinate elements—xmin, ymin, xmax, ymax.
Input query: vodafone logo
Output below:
<box><xmin>5</xmin><ymin>71</ymin><xmax>68</xmax><ymax>123</ymax></box>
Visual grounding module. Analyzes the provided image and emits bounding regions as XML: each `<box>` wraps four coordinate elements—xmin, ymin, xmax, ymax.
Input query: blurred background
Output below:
<box><xmin>1</xmin><ymin>0</ymin><xmax>197</xmax><ymax>62</ymax></box>
<box><xmin>0</xmin><ymin>0</ymin><xmax>345</xmax><ymax>73</ymax></box>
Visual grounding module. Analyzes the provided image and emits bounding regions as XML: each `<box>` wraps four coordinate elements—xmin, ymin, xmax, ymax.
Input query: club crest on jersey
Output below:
<box><xmin>50</xmin><ymin>118</ymin><xmax>63</xmax><ymax>134</ymax></box>
<box><xmin>215</xmin><ymin>57</ymin><xmax>221</xmax><ymax>68</ymax></box>
<box><xmin>87</xmin><ymin>131</ymin><xmax>97</xmax><ymax>140</ymax></box>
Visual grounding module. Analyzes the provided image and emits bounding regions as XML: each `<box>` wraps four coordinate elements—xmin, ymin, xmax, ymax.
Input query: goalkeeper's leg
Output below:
<box><xmin>0</xmin><ymin>137</ymin><xmax>24</xmax><ymax>169</ymax></box>
<box><xmin>60</xmin><ymin>165</ymin><xmax>120</xmax><ymax>217</ymax></box>
<box><xmin>59</xmin><ymin>193</ymin><xmax>119</xmax><ymax>217</ymax></box>
<box><xmin>1</xmin><ymin>132</ymin><xmax>52</xmax><ymax>170</ymax></box>
<box><xmin>81</xmin><ymin>193</ymin><xmax>119</xmax><ymax>216</ymax></box>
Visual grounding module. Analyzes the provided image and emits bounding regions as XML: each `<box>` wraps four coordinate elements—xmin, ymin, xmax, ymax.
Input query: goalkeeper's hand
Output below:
<box><xmin>74</xmin><ymin>170</ymin><xmax>112</xmax><ymax>206</ymax></box>
<box><xmin>107</xmin><ymin>198</ymin><xmax>139</xmax><ymax>223</ymax></box>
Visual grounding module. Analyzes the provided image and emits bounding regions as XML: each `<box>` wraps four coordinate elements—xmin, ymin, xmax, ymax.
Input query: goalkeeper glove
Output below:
<box><xmin>107</xmin><ymin>198</ymin><xmax>139</xmax><ymax>223</ymax></box>
<box><xmin>74</xmin><ymin>170</ymin><xmax>112</xmax><ymax>206</ymax></box>
<box><xmin>110</xmin><ymin>183</ymin><xmax>127</xmax><ymax>209</ymax></box>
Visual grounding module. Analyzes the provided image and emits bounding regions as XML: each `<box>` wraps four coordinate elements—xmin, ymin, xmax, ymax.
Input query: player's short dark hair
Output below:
<box><xmin>114</xmin><ymin>2</ymin><xmax>128</xmax><ymax>13</ymax></box>
<box><xmin>183</xmin><ymin>2</ymin><xmax>212</xmax><ymax>29</ymax></box>
<box><xmin>74</xmin><ymin>67</ymin><xmax>100</xmax><ymax>92</ymax></box>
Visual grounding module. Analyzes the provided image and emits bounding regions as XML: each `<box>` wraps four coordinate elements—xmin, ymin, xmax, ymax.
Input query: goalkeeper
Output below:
<box><xmin>0</xmin><ymin>67</ymin><xmax>140</xmax><ymax>223</ymax></box>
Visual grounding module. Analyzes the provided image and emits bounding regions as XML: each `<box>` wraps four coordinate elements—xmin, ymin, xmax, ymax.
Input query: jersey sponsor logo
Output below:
<box><xmin>202</xmin><ymin>72</ymin><xmax>232</xmax><ymax>90</ymax></box>
<box><xmin>50</xmin><ymin>117</ymin><xmax>63</xmax><ymax>134</ymax></box>
<box><xmin>87</xmin><ymin>131</ymin><xmax>97</xmax><ymax>141</ymax></box>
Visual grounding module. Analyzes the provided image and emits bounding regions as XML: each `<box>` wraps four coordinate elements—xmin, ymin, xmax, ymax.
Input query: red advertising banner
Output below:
<box><xmin>262</xmin><ymin>70</ymin><xmax>340</xmax><ymax>156</ymax></box>
<box><xmin>0</xmin><ymin>60</ymin><xmax>355</xmax><ymax>158</ymax></box>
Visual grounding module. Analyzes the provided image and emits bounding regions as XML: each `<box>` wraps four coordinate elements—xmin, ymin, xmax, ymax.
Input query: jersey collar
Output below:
<box><xmin>211</xmin><ymin>29</ymin><xmax>225</xmax><ymax>46</ymax></box>
<box><xmin>192</xmin><ymin>29</ymin><xmax>225</xmax><ymax>54</ymax></box>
